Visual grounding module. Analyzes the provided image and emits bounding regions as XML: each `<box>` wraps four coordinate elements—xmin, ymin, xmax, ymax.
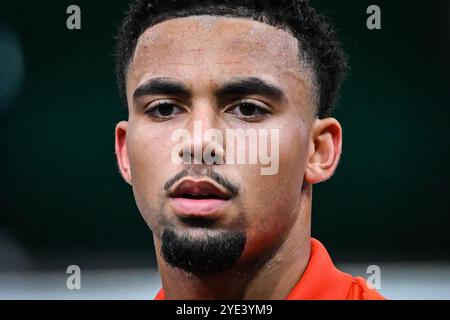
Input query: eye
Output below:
<box><xmin>145</xmin><ymin>101</ymin><xmax>185</xmax><ymax>120</ymax></box>
<box><xmin>227</xmin><ymin>101</ymin><xmax>271</xmax><ymax>121</ymax></box>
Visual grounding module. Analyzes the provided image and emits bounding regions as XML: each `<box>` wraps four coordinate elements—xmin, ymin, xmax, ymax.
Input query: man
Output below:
<box><xmin>114</xmin><ymin>0</ymin><xmax>385</xmax><ymax>300</ymax></box>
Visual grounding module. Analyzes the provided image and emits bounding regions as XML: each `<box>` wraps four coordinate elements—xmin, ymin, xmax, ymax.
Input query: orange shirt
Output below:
<box><xmin>154</xmin><ymin>238</ymin><xmax>385</xmax><ymax>300</ymax></box>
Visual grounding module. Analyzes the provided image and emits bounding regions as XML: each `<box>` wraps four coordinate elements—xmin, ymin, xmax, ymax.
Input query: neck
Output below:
<box><xmin>154</xmin><ymin>186</ymin><xmax>312</xmax><ymax>300</ymax></box>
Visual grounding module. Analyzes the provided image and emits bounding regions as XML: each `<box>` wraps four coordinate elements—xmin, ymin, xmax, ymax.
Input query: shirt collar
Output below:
<box><xmin>154</xmin><ymin>238</ymin><xmax>353</xmax><ymax>300</ymax></box>
<box><xmin>285</xmin><ymin>238</ymin><xmax>353</xmax><ymax>300</ymax></box>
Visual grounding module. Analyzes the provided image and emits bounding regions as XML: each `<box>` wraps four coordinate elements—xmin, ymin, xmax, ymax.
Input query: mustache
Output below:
<box><xmin>163</xmin><ymin>167</ymin><xmax>239</xmax><ymax>196</ymax></box>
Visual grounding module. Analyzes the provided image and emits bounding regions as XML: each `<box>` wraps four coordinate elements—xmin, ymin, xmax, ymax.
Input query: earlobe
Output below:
<box><xmin>304</xmin><ymin>118</ymin><xmax>342</xmax><ymax>185</ymax></box>
<box><xmin>115</xmin><ymin>121</ymin><xmax>132</xmax><ymax>185</ymax></box>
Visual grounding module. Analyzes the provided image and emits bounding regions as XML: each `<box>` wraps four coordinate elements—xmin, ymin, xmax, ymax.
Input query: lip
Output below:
<box><xmin>168</xmin><ymin>178</ymin><xmax>233</xmax><ymax>218</ymax></box>
<box><xmin>169</xmin><ymin>198</ymin><xmax>230</xmax><ymax>218</ymax></box>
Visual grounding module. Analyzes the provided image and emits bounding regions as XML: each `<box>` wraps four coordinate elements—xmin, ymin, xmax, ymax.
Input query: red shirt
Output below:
<box><xmin>154</xmin><ymin>238</ymin><xmax>385</xmax><ymax>300</ymax></box>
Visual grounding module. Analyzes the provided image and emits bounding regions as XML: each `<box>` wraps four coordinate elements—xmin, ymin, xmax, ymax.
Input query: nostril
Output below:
<box><xmin>179</xmin><ymin>147</ymin><xmax>192</xmax><ymax>162</ymax></box>
<box><xmin>177</xmin><ymin>146</ymin><xmax>221</xmax><ymax>164</ymax></box>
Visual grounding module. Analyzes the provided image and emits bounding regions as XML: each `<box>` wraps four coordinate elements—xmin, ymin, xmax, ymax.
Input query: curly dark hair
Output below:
<box><xmin>116</xmin><ymin>0</ymin><xmax>347</xmax><ymax>118</ymax></box>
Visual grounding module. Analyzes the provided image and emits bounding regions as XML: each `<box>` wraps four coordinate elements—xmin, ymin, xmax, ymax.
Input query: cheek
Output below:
<box><xmin>129</xmin><ymin>125</ymin><xmax>166</xmax><ymax>181</ymax></box>
<box><xmin>239</xmin><ymin>123</ymin><xmax>308</xmax><ymax>252</ymax></box>
<box><xmin>126</xmin><ymin>122</ymin><xmax>178</xmax><ymax>225</ymax></box>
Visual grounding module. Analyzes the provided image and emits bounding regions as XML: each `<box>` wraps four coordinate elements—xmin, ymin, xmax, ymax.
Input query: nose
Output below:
<box><xmin>177</xmin><ymin>104</ymin><xmax>225</xmax><ymax>165</ymax></box>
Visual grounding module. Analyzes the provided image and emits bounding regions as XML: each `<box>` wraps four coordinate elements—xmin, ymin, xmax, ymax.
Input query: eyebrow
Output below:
<box><xmin>133</xmin><ymin>77</ymin><xmax>191</xmax><ymax>100</ymax></box>
<box><xmin>132</xmin><ymin>76</ymin><xmax>285</xmax><ymax>102</ymax></box>
<box><xmin>215</xmin><ymin>77</ymin><xmax>285</xmax><ymax>102</ymax></box>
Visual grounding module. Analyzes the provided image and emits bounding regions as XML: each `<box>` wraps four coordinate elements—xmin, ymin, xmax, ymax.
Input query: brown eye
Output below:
<box><xmin>145</xmin><ymin>102</ymin><xmax>185</xmax><ymax>119</ymax></box>
<box><xmin>227</xmin><ymin>102</ymin><xmax>270</xmax><ymax>120</ymax></box>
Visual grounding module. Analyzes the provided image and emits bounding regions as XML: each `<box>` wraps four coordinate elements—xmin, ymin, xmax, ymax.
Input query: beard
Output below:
<box><xmin>160</xmin><ymin>225</ymin><xmax>246</xmax><ymax>275</ymax></box>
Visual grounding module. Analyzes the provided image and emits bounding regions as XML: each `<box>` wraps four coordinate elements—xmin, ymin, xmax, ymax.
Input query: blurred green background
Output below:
<box><xmin>0</xmin><ymin>1</ymin><xmax>449</xmax><ymax>265</ymax></box>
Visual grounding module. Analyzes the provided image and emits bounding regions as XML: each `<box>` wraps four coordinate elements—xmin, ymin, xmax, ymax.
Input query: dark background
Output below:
<box><xmin>0</xmin><ymin>1</ymin><xmax>449</xmax><ymax>270</ymax></box>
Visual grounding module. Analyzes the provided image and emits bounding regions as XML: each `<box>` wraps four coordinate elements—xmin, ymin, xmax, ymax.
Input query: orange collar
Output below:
<box><xmin>285</xmin><ymin>238</ymin><xmax>353</xmax><ymax>299</ymax></box>
<box><xmin>154</xmin><ymin>238</ymin><xmax>375</xmax><ymax>300</ymax></box>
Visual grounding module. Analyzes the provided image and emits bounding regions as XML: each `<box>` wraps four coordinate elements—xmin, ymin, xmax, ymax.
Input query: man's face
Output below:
<box><xmin>119</xmin><ymin>16</ymin><xmax>317</xmax><ymax>273</ymax></box>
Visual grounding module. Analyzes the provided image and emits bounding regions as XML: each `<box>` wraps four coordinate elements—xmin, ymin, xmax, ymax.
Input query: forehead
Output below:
<box><xmin>127</xmin><ymin>15</ymin><xmax>312</xmax><ymax>102</ymax></box>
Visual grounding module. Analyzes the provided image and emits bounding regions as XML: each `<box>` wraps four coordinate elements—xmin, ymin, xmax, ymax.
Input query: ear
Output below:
<box><xmin>115</xmin><ymin>121</ymin><xmax>132</xmax><ymax>185</ymax></box>
<box><xmin>304</xmin><ymin>117</ymin><xmax>343</xmax><ymax>185</ymax></box>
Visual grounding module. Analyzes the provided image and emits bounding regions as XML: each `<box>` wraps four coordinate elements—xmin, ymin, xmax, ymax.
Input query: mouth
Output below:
<box><xmin>168</xmin><ymin>178</ymin><xmax>234</xmax><ymax>218</ymax></box>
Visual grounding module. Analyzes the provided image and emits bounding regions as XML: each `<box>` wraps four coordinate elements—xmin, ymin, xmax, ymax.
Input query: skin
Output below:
<box><xmin>115</xmin><ymin>16</ymin><xmax>342</xmax><ymax>299</ymax></box>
